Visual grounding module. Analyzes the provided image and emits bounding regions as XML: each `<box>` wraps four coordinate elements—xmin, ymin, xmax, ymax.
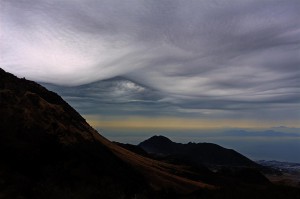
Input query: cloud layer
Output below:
<box><xmin>1</xmin><ymin>0</ymin><xmax>300</xmax><ymax>123</ymax></box>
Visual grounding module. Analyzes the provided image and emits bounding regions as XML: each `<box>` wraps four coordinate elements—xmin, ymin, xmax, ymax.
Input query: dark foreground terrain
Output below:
<box><xmin>1</xmin><ymin>68</ymin><xmax>300</xmax><ymax>198</ymax></box>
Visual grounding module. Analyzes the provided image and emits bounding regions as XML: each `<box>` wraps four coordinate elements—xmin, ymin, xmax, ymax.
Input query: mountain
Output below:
<box><xmin>1</xmin><ymin>68</ymin><xmax>300</xmax><ymax>199</ymax></box>
<box><xmin>0</xmin><ymin>68</ymin><xmax>214</xmax><ymax>198</ymax></box>
<box><xmin>136</xmin><ymin>136</ymin><xmax>272</xmax><ymax>185</ymax></box>
<box><xmin>116</xmin><ymin>141</ymin><xmax>272</xmax><ymax>186</ymax></box>
<box><xmin>138</xmin><ymin>135</ymin><xmax>258</xmax><ymax>168</ymax></box>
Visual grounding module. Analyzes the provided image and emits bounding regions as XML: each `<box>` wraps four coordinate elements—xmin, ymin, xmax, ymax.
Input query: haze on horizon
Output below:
<box><xmin>1</xmin><ymin>0</ymin><xmax>300</xmax><ymax>129</ymax></box>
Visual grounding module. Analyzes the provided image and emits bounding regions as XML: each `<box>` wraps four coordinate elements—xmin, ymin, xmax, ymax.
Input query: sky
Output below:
<box><xmin>1</xmin><ymin>0</ymin><xmax>300</xmax><ymax>130</ymax></box>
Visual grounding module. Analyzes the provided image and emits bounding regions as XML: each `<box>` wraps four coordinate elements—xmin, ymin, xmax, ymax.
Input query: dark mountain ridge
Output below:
<box><xmin>0</xmin><ymin>68</ymin><xmax>150</xmax><ymax>198</ymax></box>
<box><xmin>139</xmin><ymin>135</ymin><xmax>258</xmax><ymax>168</ymax></box>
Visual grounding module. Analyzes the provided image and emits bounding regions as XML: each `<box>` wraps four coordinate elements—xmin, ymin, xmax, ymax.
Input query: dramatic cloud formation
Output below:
<box><xmin>1</xmin><ymin>0</ymin><xmax>300</xmax><ymax>124</ymax></box>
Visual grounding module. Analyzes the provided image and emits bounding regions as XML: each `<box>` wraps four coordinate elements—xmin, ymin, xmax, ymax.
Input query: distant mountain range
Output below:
<box><xmin>1</xmin><ymin>68</ymin><xmax>300</xmax><ymax>199</ymax></box>
<box><xmin>222</xmin><ymin>129</ymin><xmax>300</xmax><ymax>137</ymax></box>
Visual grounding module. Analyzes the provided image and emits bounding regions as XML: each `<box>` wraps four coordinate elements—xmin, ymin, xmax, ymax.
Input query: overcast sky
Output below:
<box><xmin>1</xmin><ymin>0</ymin><xmax>300</xmax><ymax>128</ymax></box>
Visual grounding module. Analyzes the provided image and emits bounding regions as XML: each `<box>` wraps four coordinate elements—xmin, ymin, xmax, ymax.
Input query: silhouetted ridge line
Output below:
<box><xmin>0</xmin><ymin>68</ymin><xmax>85</xmax><ymax>124</ymax></box>
<box><xmin>139</xmin><ymin>135</ymin><xmax>258</xmax><ymax>167</ymax></box>
<box><xmin>0</xmin><ymin>68</ymin><xmax>149</xmax><ymax>198</ymax></box>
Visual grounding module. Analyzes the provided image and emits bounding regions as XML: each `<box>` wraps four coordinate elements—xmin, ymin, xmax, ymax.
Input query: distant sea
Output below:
<box><xmin>98</xmin><ymin>128</ymin><xmax>300</xmax><ymax>163</ymax></box>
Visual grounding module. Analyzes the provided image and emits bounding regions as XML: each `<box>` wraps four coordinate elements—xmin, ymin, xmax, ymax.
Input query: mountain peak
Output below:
<box><xmin>138</xmin><ymin>135</ymin><xmax>176</xmax><ymax>155</ymax></box>
<box><xmin>146</xmin><ymin>135</ymin><xmax>173</xmax><ymax>143</ymax></box>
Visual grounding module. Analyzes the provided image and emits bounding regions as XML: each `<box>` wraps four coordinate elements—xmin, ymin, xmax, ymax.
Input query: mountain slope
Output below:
<box><xmin>0</xmin><ymin>68</ymin><xmax>151</xmax><ymax>198</ymax></box>
<box><xmin>0</xmin><ymin>68</ymin><xmax>214</xmax><ymax>198</ymax></box>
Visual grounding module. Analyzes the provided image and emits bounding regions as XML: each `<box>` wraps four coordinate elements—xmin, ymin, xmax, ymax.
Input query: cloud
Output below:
<box><xmin>1</xmin><ymin>0</ymin><xmax>300</xmax><ymax>121</ymax></box>
<box><xmin>41</xmin><ymin>77</ymin><xmax>167</xmax><ymax>117</ymax></box>
<box><xmin>41</xmin><ymin>77</ymin><xmax>300</xmax><ymax>124</ymax></box>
